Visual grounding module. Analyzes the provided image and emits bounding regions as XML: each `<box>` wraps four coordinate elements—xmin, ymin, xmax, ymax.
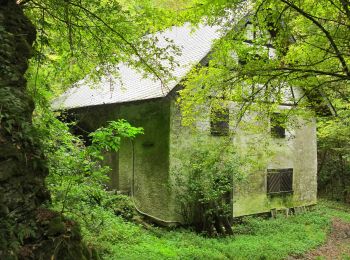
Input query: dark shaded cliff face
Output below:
<box><xmin>0</xmin><ymin>0</ymin><xmax>50</xmax><ymax>255</ymax></box>
<box><xmin>0</xmin><ymin>1</ymin><xmax>98</xmax><ymax>259</ymax></box>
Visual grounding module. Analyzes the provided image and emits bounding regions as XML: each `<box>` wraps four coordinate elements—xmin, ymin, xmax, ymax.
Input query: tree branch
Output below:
<box><xmin>280</xmin><ymin>0</ymin><xmax>350</xmax><ymax>77</ymax></box>
<box><xmin>339</xmin><ymin>0</ymin><xmax>350</xmax><ymax>20</ymax></box>
<box><xmin>267</xmin><ymin>67</ymin><xmax>349</xmax><ymax>79</ymax></box>
<box><xmin>67</xmin><ymin>1</ymin><xmax>166</xmax><ymax>88</ymax></box>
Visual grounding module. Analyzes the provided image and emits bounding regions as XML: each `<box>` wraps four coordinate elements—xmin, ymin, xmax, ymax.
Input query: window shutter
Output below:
<box><xmin>267</xmin><ymin>168</ymin><xmax>293</xmax><ymax>194</ymax></box>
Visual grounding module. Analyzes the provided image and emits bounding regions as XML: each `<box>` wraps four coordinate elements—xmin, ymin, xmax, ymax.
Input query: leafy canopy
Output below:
<box><xmin>179</xmin><ymin>0</ymin><xmax>350</xmax><ymax>126</ymax></box>
<box><xmin>22</xmin><ymin>0</ymin><xmax>190</xmax><ymax>107</ymax></box>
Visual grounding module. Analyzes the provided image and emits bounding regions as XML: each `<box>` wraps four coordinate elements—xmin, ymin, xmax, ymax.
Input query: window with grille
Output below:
<box><xmin>267</xmin><ymin>168</ymin><xmax>293</xmax><ymax>194</ymax></box>
<box><xmin>270</xmin><ymin>113</ymin><xmax>286</xmax><ymax>138</ymax></box>
<box><xmin>210</xmin><ymin>107</ymin><xmax>229</xmax><ymax>136</ymax></box>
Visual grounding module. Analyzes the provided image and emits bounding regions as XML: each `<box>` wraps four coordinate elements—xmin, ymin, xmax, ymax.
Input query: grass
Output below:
<box><xmin>82</xmin><ymin>200</ymin><xmax>350</xmax><ymax>260</ymax></box>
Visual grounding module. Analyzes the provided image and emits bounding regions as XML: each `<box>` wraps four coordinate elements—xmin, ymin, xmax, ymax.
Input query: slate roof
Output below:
<box><xmin>52</xmin><ymin>23</ymin><xmax>222</xmax><ymax>110</ymax></box>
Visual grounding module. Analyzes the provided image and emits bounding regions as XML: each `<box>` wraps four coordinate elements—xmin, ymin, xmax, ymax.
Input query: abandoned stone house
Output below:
<box><xmin>52</xmin><ymin>23</ymin><xmax>318</xmax><ymax>224</ymax></box>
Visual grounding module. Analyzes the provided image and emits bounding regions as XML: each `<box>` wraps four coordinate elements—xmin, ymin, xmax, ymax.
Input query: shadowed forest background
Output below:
<box><xmin>0</xmin><ymin>0</ymin><xmax>349</xmax><ymax>259</ymax></box>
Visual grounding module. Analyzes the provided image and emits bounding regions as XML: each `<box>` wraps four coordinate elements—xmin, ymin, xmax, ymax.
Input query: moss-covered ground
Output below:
<box><xmin>80</xmin><ymin>200</ymin><xmax>350</xmax><ymax>260</ymax></box>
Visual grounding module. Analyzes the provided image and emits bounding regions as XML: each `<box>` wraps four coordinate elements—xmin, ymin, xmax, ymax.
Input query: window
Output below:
<box><xmin>267</xmin><ymin>168</ymin><xmax>293</xmax><ymax>194</ymax></box>
<box><xmin>270</xmin><ymin>112</ymin><xmax>286</xmax><ymax>138</ymax></box>
<box><xmin>210</xmin><ymin>106</ymin><xmax>229</xmax><ymax>136</ymax></box>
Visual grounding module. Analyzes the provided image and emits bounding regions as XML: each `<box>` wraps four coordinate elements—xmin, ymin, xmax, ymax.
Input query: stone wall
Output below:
<box><xmin>0</xmin><ymin>1</ymin><xmax>49</xmax><ymax>256</ymax></box>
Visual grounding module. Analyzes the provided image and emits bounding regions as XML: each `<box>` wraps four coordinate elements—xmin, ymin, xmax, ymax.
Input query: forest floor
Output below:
<box><xmin>77</xmin><ymin>199</ymin><xmax>350</xmax><ymax>259</ymax></box>
<box><xmin>289</xmin><ymin>217</ymin><xmax>350</xmax><ymax>260</ymax></box>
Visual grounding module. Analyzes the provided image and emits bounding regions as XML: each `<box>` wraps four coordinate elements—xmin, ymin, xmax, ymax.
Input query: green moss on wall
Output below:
<box><xmin>74</xmin><ymin>99</ymin><xmax>175</xmax><ymax>222</ymax></box>
<box><xmin>169</xmin><ymin>100</ymin><xmax>318</xmax><ymax>220</ymax></box>
<box><xmin>72</xmin><ymin>97</ymin><xmax>317</xmax><ymax>223</ymax></box>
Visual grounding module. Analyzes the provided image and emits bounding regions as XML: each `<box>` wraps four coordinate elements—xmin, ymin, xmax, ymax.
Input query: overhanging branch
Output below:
<box><xmin>280</xmin><ymin>0</ymin><xmax>350</xmax><ymax>77</ymax></box>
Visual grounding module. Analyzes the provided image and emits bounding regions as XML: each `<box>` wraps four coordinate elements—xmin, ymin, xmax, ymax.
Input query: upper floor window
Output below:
<box><xmin>210</xmin><ymin>106</ymin><xmax>229</xmax><ymax>136</ymax></box>
<box><xmin>270</xmin><ymin>112</ymin><xmax>286</xmax><ymax>138</ymax></box>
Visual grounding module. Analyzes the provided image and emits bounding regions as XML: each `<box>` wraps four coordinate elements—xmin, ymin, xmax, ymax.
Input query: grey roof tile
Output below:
<box><xmin>52</xmin><ymin>23</ymin><xmax>221</xmax><ymax>110</ymax></box>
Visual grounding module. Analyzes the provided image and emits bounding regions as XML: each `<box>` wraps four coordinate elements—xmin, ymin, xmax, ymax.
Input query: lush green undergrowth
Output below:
<box><xmin>75</xmin><ymin>200</ymin><xmax>348</xmax><ymax>260</ymax></box>
<box><xmin>40</xmin><ymin>116</ymin><xmax>349</xmax><ymax>259</ymax></box>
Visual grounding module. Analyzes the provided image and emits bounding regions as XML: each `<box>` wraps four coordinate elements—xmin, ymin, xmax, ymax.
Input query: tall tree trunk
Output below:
<box><xmin>0</xmin><ymin>1</ymin><xmax>98</xmax><ymax>259</ymax></box>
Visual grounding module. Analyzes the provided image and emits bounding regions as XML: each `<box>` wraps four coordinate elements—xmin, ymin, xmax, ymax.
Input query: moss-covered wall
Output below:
<box><xmin>232</xmin><ymin>116</ymin><xmax>317</xmax><ymax>217</ymax></box>
<box><xmin>73</xmin><ymin>92</ymin><xmax>317</xmax><ymax>223</ymax></box>
<box><xmin>73</xmin><ymin>98</ymin><xmax>176</xmax><ymax>222</ymax></box>
<box><xmin>169</xmin><ymin>100</ymin><xmax>317</xmax><ymax>219</ymax></box>
<box><xmin>169</xmin><ymin>100</ymin><xmax>232</xmax><ymax>222</ymax></box>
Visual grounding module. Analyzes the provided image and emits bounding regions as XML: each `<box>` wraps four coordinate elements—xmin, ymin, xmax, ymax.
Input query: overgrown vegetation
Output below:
<box><xmin>35</xmin><ymin>113</ymin><xmax>349</xmax><ymax>259</ymax></box>
<box><xmin>45</xmin><ymin>198</ymin><xmax>350</xmax><ymax>259</ymax></box>
<box><xmin>37</xmin><ymin>112</ymin><xmax>142</xmax><ymax>219</ymax></box>
<box><xmin>174</xmin><ymin>138</ymin><xmax>244</xmax><ymax>236</ymax></box>
<box><xmin>318</xmin><ymin>111</ymin><xmax>350</xmax><ymax>203</ymax></box>
<box><xmin>2</xmin><ymin>0</ymin><xmax>350</xmax><ymax>258</ymax></box>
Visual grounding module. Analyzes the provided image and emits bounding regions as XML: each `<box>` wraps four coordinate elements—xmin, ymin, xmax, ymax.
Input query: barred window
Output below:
<box><xmin>210</xmin><ymin>107</ymin><xmax>229</xmax><ymax>136</ymax></box>
<box><xmin>267</xmin><ymin>168</ymin><xmax>293</xmax><ymax>194</ymax></box>
<box><xmin>271</xmin><ymin>113</ymin><xmax>286</xmax><ymax>138</ymax></box>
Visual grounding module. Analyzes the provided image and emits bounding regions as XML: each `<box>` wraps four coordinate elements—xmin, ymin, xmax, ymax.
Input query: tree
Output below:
<box><xmin>317</xmin><ymin>109</ymin><xmax>350</xmax><ymax>202</ymax></box>
<box><xmin>179</xmin><ymin>0</ymin><xmax>350</xmax><ymax>204</ymax></box>
<box><xmin>0</xmin><ymin>0</ymin><xmax>178</xmax><ymax>258</ymax></box>
<box><xmin>174</xmin><ymin>137</ymin><xmax>244</xmax><ymax>236</ymax></box>
<box><xmin>22</xmin><ymin>0</ymin><xmax>182</xmax><ymax>100</ymax></box>
<box><xmin>180</xmin><ymin>0</ymin><xmax>350</xmax><ymax>124</ymax></box>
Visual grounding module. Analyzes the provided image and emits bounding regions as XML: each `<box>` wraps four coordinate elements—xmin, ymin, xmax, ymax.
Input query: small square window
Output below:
<box><xmin>271</xmin><ymin>113</ymin><xmax>286</xmax><ymax>138</ymax></box>
<box><xmin>210</xmin><ymin>107</ymin><xmax>229</xmax><ymax>136</ymax></box>
<box><xmin>267</xmin><ymin>168</ymin><xmax>293</xmax><ymax>194</ymax></box>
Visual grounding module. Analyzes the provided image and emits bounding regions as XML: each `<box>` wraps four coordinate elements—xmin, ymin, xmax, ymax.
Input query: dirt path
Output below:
<box><xmin>289</xmin><ymin>218</ymin><xmax>350</xmax><ymax>260</ymax></box>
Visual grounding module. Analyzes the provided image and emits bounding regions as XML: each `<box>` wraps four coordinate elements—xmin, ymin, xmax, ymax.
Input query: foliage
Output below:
<box><xmin>18</xmin><ymin>0</ymin><xmax>195</xmax><ymax>252</ymax></box>
<box><xmin>177</xmin><ymin>0</ymin><xmax>350</xmax><ymax>202</ymax></box>
<box><xmin>33</xmin><ymin>109</ymin><xmax>142</xmax><ymax>250</ymax></box>
<box><xmin>12</xmin><ymin>0</ymin><xmax>350</xmax><ymax>257</ymax></box>
<box><xmin>317</xmin><ymin>108</ymin><xmax>350</xmax><ymax>202</ymax></box>
<box><xmin>173</xmin><ymin>137</ymin><xmax>245</xmax><ymax>236</ymax></box>
<box><xmin>72</xmin><ymin>200</ymin><xmax>349</xmax><ymax>259</ymax></box>
<box><xmin>179</xmin><ymin>0</ymin><xmax>349</xmax><ymax>126</ymax></box>
<box><xmin>22</xmin><ymin>0</ymin><xmax>189</xmax><ymax>104</ymax></box>
<box><xmin>88</xmin><ymin>119</ymin><xmax>143</xmax><ymax>159</ymax></box>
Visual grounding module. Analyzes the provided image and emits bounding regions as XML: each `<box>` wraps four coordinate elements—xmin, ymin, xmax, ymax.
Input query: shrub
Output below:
<box><xmin>174</xmin><ymin>137</ymin><xmax>245</xmax><ymax>236</ymax></box>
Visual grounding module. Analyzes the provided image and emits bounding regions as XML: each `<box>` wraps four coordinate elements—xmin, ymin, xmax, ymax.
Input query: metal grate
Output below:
<box><xmin>267</xmin><ymin>168</ymin><xmax>293</xmax><ymax>194</ymax></box>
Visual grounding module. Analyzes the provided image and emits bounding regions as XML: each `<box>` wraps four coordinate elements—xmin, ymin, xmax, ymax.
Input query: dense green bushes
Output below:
<box><xmin>173</xmin><ymin>137</ymin><xmax>244</xmax><ymax>236</ymax></box>
<box><xmin>96</xmin><ymin>200</ymin><xmax>347</xmax><ymax>259</ymax></box>
<box><xmin>34</xmin><ymin>112</ymin><xmax>143</xmax><ymax>254</ymax></box>
<box><xmin>318</xmin><ymin>112</ymin><xmax>350</xmax><ymax>203</ymax></box>
<box><xmin>34</xmin><ymin>111</ymin><xmax>350</xmax><ymax>259</ymax></box>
